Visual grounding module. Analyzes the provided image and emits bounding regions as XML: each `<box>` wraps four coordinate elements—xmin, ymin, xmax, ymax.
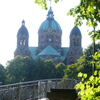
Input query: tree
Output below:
<box><xmin>63</xmin><ymin>56</ymin><xmax>92</xmax><ymax>79</ymax></box>
<box><xmin>32</xmin><ymin>59</ymin><xmax>66</xmax><ymax>80</ymax></box>
<box><xmin>44</xmin><ymin>59</ymin><xmax>56</xmax><ymax>79</ymax></box>
<box><xmin>0</xmin><ymin>64</ymin><xmax>6</xmax><ymax>84</ymax></box>
<box><xmin>34</xmin><ymin>58</ymin><xmax>45</xmax><ymax>80</ymax></box>
<box><xmin>6</xmin><ymin>56</ymin><xmax>35</xmax><ymax>84</ymax></box>
<box><xmin>67</xmin><ymin>1</ymin><xmax>100</xmax><ymax>99</ymax></box>
<box><xmin>34</xmin><ymin>59</ymin><xmax>66</xmax><ymax>79</ymax></box>
<box><xmin>75</xmin><ymin>71</ymin><xmax>100</xmax><ymax>100</ymax></box>
<box><xmin>55</xmin><ymin>62</ymin><xmax>66</xmax><ymax>78</ymax></box>
<box><xmin>33</xmin><ymin>58</ymin><xmax>56</xmax><ymax>80</ymax></box>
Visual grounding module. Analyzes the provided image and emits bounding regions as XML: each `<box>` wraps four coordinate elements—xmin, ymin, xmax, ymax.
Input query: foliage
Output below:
<box><xmin>0</xmin><ymin>64</ymin><xmax>6</xmax><ymax>84</ymax></box>
<box><xmin>34</xmin><ymin>58</ymin><xmax>45</xmax><ymax>80</ymax></box>
<box><xmin>33</xmin><ymin>59</ymin><xmax>68</xmax><ymax>80</ymax></box>
<box><xmin>34</xmin><ymin>0</ymin><xmax>60</xmax><ymax>9</ymax></box>
<box><xmin>5</xmin><ymin>56</ymin><xmax>66</xmax><ymax>84</ymax></box>
<box><xmin>6</xmin><ymin>56</ymin><xmax>35</xmax><ymax>84</ymax></box>
<box><xmin>63</xmin><ymin>56</ymin><xmax>92</xmax><ymax>79</ymax></box>
<box><xmin>44</xmin><ymin>59</ymin><xmax>56</xmax><ymax>79</ymax></box>
<box><xmin>75</xmin><ymin>49</ymin><xmax>100</xmax><ymax>100</ymax></box>
<box><xmin>55</xmin><ymin>62</ymin><xmax>66</xmax><ymax>78</ymax></box>
<box><xmin>84</xmin><ymin>43</ymin><xmax>100</xmax><ymax>60</ymax></box>
<box><xmin>75</xmin><ymin>71</ymin><xmax>100</xmax><ymax>100</ymax></box>
<box><xmin>67</xmin><ymin>1</ymin><xmax>100</xmax><ymax>99</ymax></box>
<box><xmin>34</xmin><ymin>58</ymin><xmax>56</xmax><ymax>80</ymax></box>
<box><xmin>67</xmin><ymin>0</ymin><xmax>100</xmax><ymax>41</ymax></box>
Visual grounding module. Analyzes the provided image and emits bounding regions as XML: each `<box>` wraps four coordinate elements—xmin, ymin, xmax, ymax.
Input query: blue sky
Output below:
<box><xmin>0</xmin><ymin>0</ymin><xmax>92</xmax><ymax>66</ymax></box>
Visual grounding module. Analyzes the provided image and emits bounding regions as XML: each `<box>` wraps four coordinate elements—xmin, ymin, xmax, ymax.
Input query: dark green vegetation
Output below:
<box><xmin>1</xmin><ymin>56</ymin><xmax>67</xmax><ymax>84</ymax></box>
<box><xmin>0</xmin><ymin>64</ymin><xmax>6</xmax><ymax>84</ymax></box>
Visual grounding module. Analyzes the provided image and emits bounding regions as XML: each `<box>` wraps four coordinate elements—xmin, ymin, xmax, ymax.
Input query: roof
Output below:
<box><xmin>61</xmin><ymin>47</ymin><xmax>69</xmax><ymax>60</ymax></box>
<box><xmin>70</xmin><ymin>26</ymin><xmax>82</xmax><ymax>37</ymax></box>
<box><xmin>38</xmin><ymin>45</ymin><xmax>61</xmax><ymax>56</ymax></box>
<box><xmin>38</xmin><ymin>7</ymin><xmax>62</xmax><ymax>32</ymax></box>
<box><xmin>38</xmin><ymin>20</ymin><xmax>62</xmax><ymax>31</ymax></box>
<box><xmin>29</xmin><ymin>47</ymin><xmax>37</xmax><ymax>59</ymax></box>
<box><xmin>17</xmin><ymin>20</ymin><xmax>29</xmax><ymax>36</ymax></box>
<box><xmin>28</xmin><ymin>46</ymin><xmax>69</xmax><ymax>61</ymax></box>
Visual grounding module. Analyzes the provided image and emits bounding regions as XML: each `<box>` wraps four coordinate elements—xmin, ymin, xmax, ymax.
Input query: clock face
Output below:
<box><xmin>48</xmin><ymin>28</ymin><xmax>52</xmax><ymax>32</ymax></box>
<box><xmin>49</xmin><ymin>38</ymin><xmax>51</xmax><ymax>41</ymax></box>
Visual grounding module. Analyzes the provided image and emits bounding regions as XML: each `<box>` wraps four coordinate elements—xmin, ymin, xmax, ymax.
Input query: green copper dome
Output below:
<box><xmin>38</xmin><ymin>7</ymin><xmax>62</xmax><ymax>33</ymax></box>
<box><xmin>17</xmin><ymin>20</ymin><xmax>29</xmax><ymax>36</ymax></box>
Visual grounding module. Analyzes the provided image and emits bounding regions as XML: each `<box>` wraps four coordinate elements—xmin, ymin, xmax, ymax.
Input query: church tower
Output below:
<box><xmin>66</xmin><ymin>26</ymin><xmax>82</xmax><ymax>65</ymax></box>
<box><xmin>37</xmin><ymin>7</ymin><xmax>62</xmax><ymax>55</ymax></box>
<box><xmin>14</xmin><ymin>20</ymin><xmax>31</xmax><ymax>58</ymax></box>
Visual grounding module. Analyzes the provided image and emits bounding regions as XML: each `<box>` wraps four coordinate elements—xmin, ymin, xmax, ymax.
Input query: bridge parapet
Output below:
<box><xmin>0</xmin><ymin>79</ymin><xmax>80</xmax><ymax>100</ymax></box>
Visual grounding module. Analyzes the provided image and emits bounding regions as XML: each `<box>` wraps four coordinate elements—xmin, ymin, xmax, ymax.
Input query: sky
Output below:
<box><xmin>0</xmin><ymin>0</ymin><xmax>92</xmax><ymax>66</ymax></box>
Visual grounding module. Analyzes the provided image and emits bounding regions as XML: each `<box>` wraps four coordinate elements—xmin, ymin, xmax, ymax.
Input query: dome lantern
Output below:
<box><xmin>38</xmin><ymin>7</ymin><xmax>62</xmax><ymax>33</ymax></box>
<box><xmin>47</xmin><ymin>7</ymin><xmax>54</xmax><ymax>20</ymax></box>
<box><xmin>22</xmin><ymin>20</ymin><xmax>25</xmax><ymax>26</ymax></box>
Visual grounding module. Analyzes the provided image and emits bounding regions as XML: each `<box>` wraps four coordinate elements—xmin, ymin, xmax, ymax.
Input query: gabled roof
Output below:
<box><xmin>38</xmin><ymin>45</ymin><xmax>61</xmax><ymax>56</ymax></box>
<box><xmin>29</xmin><ymin>47</ymin><xmax>37</xmax><ymax>59</ymax></box>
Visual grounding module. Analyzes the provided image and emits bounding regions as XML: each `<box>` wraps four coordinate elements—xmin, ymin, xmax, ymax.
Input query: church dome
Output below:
<box><xmin>17</xmin><ymin>20</ymin><xmax>29</xmax><ymax>36</ymax></box>
<box><xmin>38</xmin><ymin>7</ymin><xmax>62</xmax><ymax>33</ymax></box>
<box><xmin>70</xmin><ymin>26</ymin><xmax>82</xmax><ymax>37</ymax></box>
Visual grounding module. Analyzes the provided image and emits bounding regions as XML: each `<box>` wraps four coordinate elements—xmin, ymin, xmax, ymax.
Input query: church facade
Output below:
<box><xmin>14</xmin><ymin>7</ymin><xmax>82</xmax><ymax>65</ymax></box>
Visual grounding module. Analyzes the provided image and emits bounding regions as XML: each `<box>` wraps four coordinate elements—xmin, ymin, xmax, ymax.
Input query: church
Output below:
<box><xmin>14</xmin><ymin>7</ymin><xmax>82</xmax><ymax>65</ymax></box>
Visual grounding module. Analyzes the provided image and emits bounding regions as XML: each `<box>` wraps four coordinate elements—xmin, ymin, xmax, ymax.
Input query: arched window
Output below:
<box><xmin>77</xmin><ymin>39</ymin><xmax>79</xmax><ymax>46</ymax></box>
<box><xmin>23</xmin><ymin>40</ymin><xmax>26</xmax><ymax>45</ymax></box>
<box><xmin>73</xmin><ymin>39</ymin><xmax>75</xmax><ymax>46</ymax></box>
<box><xmin>20</xmin><ymin>40</ymin><xmax>22</xmax><ymax>45</ymax></box>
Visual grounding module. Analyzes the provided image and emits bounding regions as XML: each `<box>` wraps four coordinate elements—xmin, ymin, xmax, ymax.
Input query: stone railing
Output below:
<box><xmin>0</xmin><ymin>79</ymin><xmax>79</xmax><ymax>100</ymax></box>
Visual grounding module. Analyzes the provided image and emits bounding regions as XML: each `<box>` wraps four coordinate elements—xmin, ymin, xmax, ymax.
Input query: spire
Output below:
<box><xmin>50</xmin><ymin>0</ymin><xmax>52</xmax><ymax>8</ymax></box>
<box><xmin>46</xmin><ymin>0</ymin><xmax>54</xmax><ymax>19</ymax></box>
<box><xmin>22</xmin><ymin>20</ymin><xmax>25</xmax><ymax>25</ymax></box>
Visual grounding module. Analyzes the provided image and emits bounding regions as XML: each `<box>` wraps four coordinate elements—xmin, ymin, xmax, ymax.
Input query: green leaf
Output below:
<box><xmin>78</xmin><ymin>72</ymin><xmax>83</xmax><ymax>77</ymax></box>
<box><xmin>94</xmin><ymin>70</ymin><xmax>98</xmax><ymax>76</ymax></box>
<box><xmin>89</xmin><ymin>75</ymin><xmax>94</xmax><ymax>81</ymax></box>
